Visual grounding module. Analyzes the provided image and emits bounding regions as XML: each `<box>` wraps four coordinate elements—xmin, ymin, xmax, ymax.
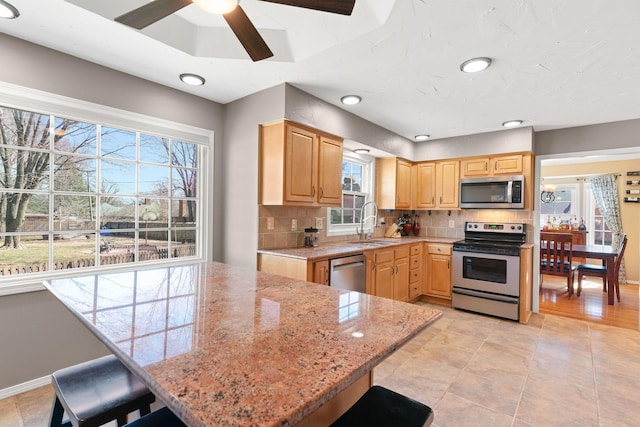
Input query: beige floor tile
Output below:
<box><xmin>448</xmin><ymin>370</ymin><xmax>523</xmax><ymax>416</ymax></box>
<box><xmin>17</xmin><ymin>385</ymin><xmax>54</xmax><ymax>427</ymax></box>
<box><xmin>528</xmin><ymin>353</ymin><xmax>595</xmax><ymax>389</ymax></box>
<box><xmin>426</xmin><ymin>328</ymin><xmax>485</xmax><ymax>354</ymax></box>
<box><xmin>485</xmin><ymin>326</ymin><xmax>541</xmax><ymax>353</ymax></box>
<box><xmin>0</xmin><ymin>397</ymin><xmax>22</xmax><ymax>427</ymax></box>
<box><xmin>534</xmin><ymin>334</ymin><xmax>593</xmax><ymax>367</ymax></box>
<box><xmin>465</xmin><ymin>341</ymin><xmax>532</xmax><ymax>378</ymax></box>
<box><xmin>434</xmin><ymin>392</ymin><xmax>514</xmax><ymax>427</ymax></box>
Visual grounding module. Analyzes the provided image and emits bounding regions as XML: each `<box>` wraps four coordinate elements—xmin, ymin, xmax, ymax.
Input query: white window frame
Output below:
<box><xmin>0</xmin><ymin>82</ymin><xmax>214</xmax><ymax>295</ymax></box>
<box><xmin>326</xmin><ymin>152</ymin><xmax>375</xmax><ymax>237</ymax></box>
<box><xmin>584</xmin><ymin>182</ymin><xmax>612</xmax><ymax>247</ymax></box>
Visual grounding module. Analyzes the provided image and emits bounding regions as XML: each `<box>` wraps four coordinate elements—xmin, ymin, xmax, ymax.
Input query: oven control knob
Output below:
<box><xmin>510</xmin><ymin>225</ymin><xmax>515</xmax><ymax>230</ymax></box>
<box><xmin>517</xmin><ymin>225</ymin><xmax>522</xmax><ymax>230</ymax></box>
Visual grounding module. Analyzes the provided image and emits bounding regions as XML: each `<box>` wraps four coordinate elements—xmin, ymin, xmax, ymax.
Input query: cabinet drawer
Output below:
<box><xmin>374</xmin><ymin>249</ymin><xmax>394</xmax><ymax>264</ymax></box>
<box><xmin>394</xmin><ymin>245</ymin><xmax>410</xmax><ymax>259</ymax></box>
<box><xmin>410</xmin><ymin>255</ymin><xmax>421</xmax><ymax>270</ymax></box>
<box><xmin>428</xmin><ymin>244</ymin><xmax>452</xmax><ymax>255</ymax></box>
<box><xmin>409</xmin><ymin>269</ymin><xmax>421</xmax><ymax>284</ymax></box>
<box><xmin>410</xmin><ymin>244</ymin><xmax>422</xmax><ymax>256</ymax></box>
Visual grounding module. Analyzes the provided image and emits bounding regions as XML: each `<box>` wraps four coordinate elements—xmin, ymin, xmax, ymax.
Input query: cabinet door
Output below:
<box><xmin>285</xmin><ymin>124</ymin><xmax>318</xmax><ymax>204</ymax></box>
<box><xmin>492</xmin><ymin>154</ymin><xmax>523</xmax><ymax>175</ymax></box>
<box><xmin>415</xmin><ymin>162</ymin><xmax>436</xmax><ymax>209</ymax></box>
<box><xmin>437</xmin><ymin>160</ymin><xmax>459</xmax><ymax>208</ymax></box>
<box><xmin>394</xmin><ymin>255</ymin><xmax>410</xmax><ymax>302</ymax></box>
<box><xmin>313</xmin><ymin>260</ymin><xmax>329</xmax><ymax>285</ymax></box>
<box><xmin>396</xmin><ymin>159</ymin><xmax>412</xmax><ymax>209</ymax></box>
<box><xmin>426</xmin><ymin>254</ymin><xmax>451</xmax><ymax>299</ymax></box>
<box><xmin>373</xmin><ymin>249</ymin><xmax>395</xmax><ymax>299</ymax></box>
<box><xmin>317</xmin><ymin>136</ymin><xmax>343</xmax><ymax>206</ymax></box>
<box><xmin>461</xmin><ymin>158</ymin><xmax>489</xmax><ymax>177</ymax></box>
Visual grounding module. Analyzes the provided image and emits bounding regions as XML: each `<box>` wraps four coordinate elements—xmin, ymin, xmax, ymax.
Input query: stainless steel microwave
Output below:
<box><xmin>459</xmin><ymin>175</ymin><xmax>525</xmax><ymax>209</ymax></box>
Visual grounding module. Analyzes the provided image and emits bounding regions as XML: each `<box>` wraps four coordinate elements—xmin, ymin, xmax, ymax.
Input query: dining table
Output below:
<box><xmin>44</xmin><ymin>261</ymin><xmax>442</xmax><ymax>427</ymax></box>
<box><xmin>570</xmin><ymin>243</ymin><xmax>618</xmax><ymax>305</ymax></box>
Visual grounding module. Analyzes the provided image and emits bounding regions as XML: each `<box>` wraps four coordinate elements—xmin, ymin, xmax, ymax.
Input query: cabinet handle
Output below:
<box><xmin>485</xmin><ymin>162</ymin><xmax>488</xmax><ymax>171</ymax></box>
<box><xmin>448</xmin><ymin>260</ymin><xmax>450</xmax><ymax>269</ymax></box>
<box><xmin>495</xmin><ymin>161</ymin><xmax>498</xmax><ymax>170</ymax></box>
<box><xmin>431</xmin><ymin>196</ymin><xmax>434</xmax><ymax>204</ymax></box>
<box><xmin>312</xmin><ymin>186</ymin><xmax>316</xmax><ymax>197</ymax></box>
<box><xmin>440</xmin><ymin>196</ymin><xmax>442</xmax><ymax>204</ymax></box>
<box><xmin>395</xmin><ymin>265</ymin><xmax>399</xmax><ymax>275</ymax></box>
<box><xmin>397</xmin><ymin>195</ymin><xmax>400</xmax><ymax>204</ymax></box>
<box><xmin>320</xmin><ymin>187</ymin><xmax>323</xmax><ymax>198</ymax></box>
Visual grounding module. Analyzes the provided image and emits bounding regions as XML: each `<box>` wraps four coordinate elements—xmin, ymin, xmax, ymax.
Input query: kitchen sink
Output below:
<box><xmin>348</xmin><ymin>240</ymin><xmax>397</xmax><ymax>246</ymax></box>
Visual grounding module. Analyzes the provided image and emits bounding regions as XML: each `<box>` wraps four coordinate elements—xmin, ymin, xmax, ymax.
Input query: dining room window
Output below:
<box><xmin>0</xmin><ymin>102</ymin><xmax>209</xmax><ymax>285</ymax></box>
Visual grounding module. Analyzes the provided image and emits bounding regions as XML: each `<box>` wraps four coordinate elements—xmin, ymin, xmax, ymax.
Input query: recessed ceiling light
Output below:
<box><xmin>414</xmin><ymin>134</ymin><xmax>430</xmax><ymax>141</ymax></box>
<box><xmin>460</xmin><ymin>57</ymin><xmax>492</xmax><ymax>73</ymax></box>
<box><xmin>0</xmin><ymin>1</ymin><xmax>19</xmax><ymax>19</ymax></box>
<box><xmin>502</xmin><ymin>120</ymin><xmax>523</xmax><ymax>128</ymax></box>
<box><xmin>179</xmin><ymin>73</ymin><xmax>206</xmax><ymax>86</ymax></box>
<box><xmin>353</xmin><ymin>148</ymin><xmax>370</xmax><ymax>154</ymax></box>
<box><xmin>341</xmin><ymin>95</ymin><xmax>362</xmax><ymax>105</ymax></box>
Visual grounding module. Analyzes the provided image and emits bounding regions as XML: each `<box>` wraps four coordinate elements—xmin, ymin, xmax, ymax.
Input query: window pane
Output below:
<box><xmin>172</xmin><ymin>168</ymin><xmax>197</xmax><ymax>198</ymax></box>
<box><xmin>101</xmin><ymin>160</ymin><xmax>136</xmax><ymax>195</ymax></box>
<box><xmin>172</xmin><ymin>200</ymin><xmax>196</xmax><ymax>223</ymax></box>
<box><xmin>52</xmin><ymin>233</ymin><xmax>97</xmax><ymax>271</ymax></box>
<box><xmin>0</xmin><ymin>192</ymin><xmax>49</xmax><ymax>233</ymax></box>
<box><xmin>172</xmin><ymin>140</ymin><xmax>198</xmax><ymax>168</ymax></box>
<box><xmin>139</xmin><ymin>164</ymin><xmax>169</xmax><ymax>196</ymax></box>
<box><xmin>330</xmin><ymin>208</ymin><xmax>342</xmax><ymax>225</ymax></box>
<box><xmin>98</xmin><ymin>231</ymin><xmax>136</xmax><ymax>266</ymax></box>
<box><xmin>53</xmin><ymin>195</ymin><xmax>96</xmax><ymax>229</ymax></box>
<box><xmin>0</xmin><ymin>107</ymin><xmax>50</xmax><ymax>150</ymax></box>
<box><xmin>54</xmin><ymin>118</ymin><xmax>97</xmax><ymax>155</ymax></box>
<box><xmin>142</xmin><ymin>198</ymin><xmax>169</xmax><ymax>222</ymax></box>
<box><xmin>54</xmin><ymin>155</ymin><xmax>96</xmax><ymax>192</ymax></box>
<box><xmin>172</xmin><ymin>229</ymin><xmax>197</xmax><ymax>259</ymax></box>
<box><xmin>0</xmin><ymin>234</ymin><xmax>49</xmax><ymax>271</ymax></box>
<box><xmin>101</xmin><ymin>196</ymin><xmax>136</xmax><ymax>226</ymax></box>
<box><xmin>101</xmin><ymin>127</ymin><xmax>136</xmax><ymax>160</ymax></box>
<box><xmin>140</xmin><ymin>134</ymin><xmax>169</xmax><ymax>164</ymax></box>
<box><xmin>0</xmin><ymin>148</ymin><xmax>50</xmax><ymax>190</ymax></box>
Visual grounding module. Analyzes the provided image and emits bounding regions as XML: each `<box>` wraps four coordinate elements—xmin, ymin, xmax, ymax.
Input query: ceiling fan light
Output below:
<box><xmin>180</xmin><ymin>73</ymin><xmax>206</xmax><ymax>86</ymax></box>
<box><xmin>0</xmin><ymin>0</ymin><xmax>19</xmax><ymax>19</ymax></box>
<box><xmin>193</xmin><ymin>0</ymin><xmax>238</xmax><ymax>14</ymax></box>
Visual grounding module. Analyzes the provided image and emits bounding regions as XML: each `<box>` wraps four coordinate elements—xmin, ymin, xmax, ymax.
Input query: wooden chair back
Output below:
<box><xmin>540</xmin><ymin>232</ymin><xmax>574</xmax><ymax>276</ymax></box>
<box><xmin>614</xmin><ymin>234</ymin><xmax>628</xmax><ymax>277</ymax></box>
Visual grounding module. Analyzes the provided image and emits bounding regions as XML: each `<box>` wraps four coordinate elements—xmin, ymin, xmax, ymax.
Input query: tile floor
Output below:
<box><xmin>3</xmin><ymin>303</ymin><xmax>640</xmax><ymax>426</ymax></box>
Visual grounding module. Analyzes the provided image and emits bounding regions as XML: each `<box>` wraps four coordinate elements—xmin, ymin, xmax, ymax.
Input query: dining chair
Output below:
<box><xmin>540</xmin><ymin>232</ymin><xmax>576</xmax><ymax>296</ymax></box>
<box><xmin>576</xmin><ymin>234</ymin><xmax>627</xmax><ymax>300</ymax></box>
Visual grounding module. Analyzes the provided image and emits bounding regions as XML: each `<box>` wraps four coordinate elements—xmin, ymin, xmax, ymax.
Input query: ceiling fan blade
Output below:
<box><xmin>258</xmin><ymin>0</ymin><xmax>355</xmax><ymax>15</ymax></box>
<box><xmin>223</xmin><ymin>5</ymin><xmax>274</xmax><ymax>61</ymax></box>
<box><xmin>115</xmin><ymin>0</ymin><xmax>193</xmax><ymax>29</ymax></box>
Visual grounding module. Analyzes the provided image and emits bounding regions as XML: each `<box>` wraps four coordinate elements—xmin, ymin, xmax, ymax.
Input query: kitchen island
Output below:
<box><xmin>44</xmin><ymin>262</ymin><xmax>442</xmax><ymax>426</ymax></box>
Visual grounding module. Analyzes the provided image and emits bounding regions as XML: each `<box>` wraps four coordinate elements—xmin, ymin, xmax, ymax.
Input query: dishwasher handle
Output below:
<box><xmin>331</xmin><ymin>260</ymin><xmax>365</xmax><ymax>271</ymax></box>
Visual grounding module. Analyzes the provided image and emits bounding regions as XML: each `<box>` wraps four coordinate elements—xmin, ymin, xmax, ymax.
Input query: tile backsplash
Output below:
<box><xmin>258</xmin><ymin>206</ymin><xmax>534</xmax><ymax>250</ymax></box>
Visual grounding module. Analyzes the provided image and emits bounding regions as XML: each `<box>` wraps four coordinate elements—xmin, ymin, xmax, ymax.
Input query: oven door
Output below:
<box><xmin>452</xmin><ymin>250</ymin><xmax>520</xmax><ymax>297</ymax></box>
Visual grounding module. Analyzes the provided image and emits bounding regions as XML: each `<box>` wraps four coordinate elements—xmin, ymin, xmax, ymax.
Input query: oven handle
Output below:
<box><xmin>452</xmin><ymin>287</ymin><xmax>519</xmax><ymax>304</ymax></box>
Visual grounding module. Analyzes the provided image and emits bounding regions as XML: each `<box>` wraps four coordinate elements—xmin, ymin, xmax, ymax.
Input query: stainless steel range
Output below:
<box><xmin>452</xmin><ymin>222</ymin><xmax>526</xmax><ymax>321</ymax></box>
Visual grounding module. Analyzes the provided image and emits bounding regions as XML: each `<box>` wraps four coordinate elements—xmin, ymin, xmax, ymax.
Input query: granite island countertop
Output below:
<box><xmin>45</xmin><ymin>262</ymin><xmax>442</xmax><ymax>427</ymax></box>
<box><xmin>257</xmin><ymin>236</ymin><xmax>460</xmax><ymax>261</ymax></box>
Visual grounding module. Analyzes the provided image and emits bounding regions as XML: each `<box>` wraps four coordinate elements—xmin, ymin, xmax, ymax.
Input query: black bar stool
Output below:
<box><xmin>330</xmin><ymin>386</ymin><xmax>434</xmax><ymax>427</ymax></box>
<box><xmin>123</xmin><ymin>407</ymin><xmax>185</xmax><ymax>426</ymax></box>
<box><xmin>49</xmin><ymin>355</ymin><xmax>155</xmax><ymax>427</ymax></box>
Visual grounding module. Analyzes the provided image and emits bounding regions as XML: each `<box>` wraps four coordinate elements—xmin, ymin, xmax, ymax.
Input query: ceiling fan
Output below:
<box><xmin>115</xmin><ymin>0</ymin><xmax>356</xmax><ymax>61</ymax></box>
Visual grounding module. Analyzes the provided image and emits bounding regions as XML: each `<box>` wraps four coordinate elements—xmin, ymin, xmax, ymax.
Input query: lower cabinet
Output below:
<box><xmin>424</xmin><ymin>243</ymin><xmax>452</xmax><ymax>300</ymax></box>
<box><xmin>313</xmin><ymin>260</ymin><xmax>329</xmax><ymax>285</ymax></box>
<box><xmin>366</xmin><ymin>245</ymin><xmax>410</xmax><ymax>302</ymax></box>
<box><xmin>409</xmin><ymin>243</ymin><xmax>423</xmax><ymax>300</ymax></box>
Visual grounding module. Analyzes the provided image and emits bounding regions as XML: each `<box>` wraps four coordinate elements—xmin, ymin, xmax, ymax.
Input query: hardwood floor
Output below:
<box><xmin>539</xmin><ymin>274</ymin><xmax>640</xmax><ymax>330</ymax></box>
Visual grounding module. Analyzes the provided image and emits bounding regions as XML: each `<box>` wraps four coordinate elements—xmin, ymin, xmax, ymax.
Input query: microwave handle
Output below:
<box><xmin>507</xmin><ymin>180</ymin><xmax>513</xmax><ymax>202</ymax></box>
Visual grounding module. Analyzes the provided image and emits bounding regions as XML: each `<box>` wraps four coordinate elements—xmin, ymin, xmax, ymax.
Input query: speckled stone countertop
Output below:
<box><xmin>258</xmin><ymin>236</ymin><xmax>460</xmax><ymax>261</ymax></box>
<box><xmin>45</xmin><ymin>262</ymin><xmax>442</xmax><ymax>427</ymax></box>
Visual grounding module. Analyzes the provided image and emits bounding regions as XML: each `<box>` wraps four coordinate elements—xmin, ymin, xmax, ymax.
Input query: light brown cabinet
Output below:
<box><xmin>313</xmin><ymin>260</ymin><xmax>329</xmax><ymax>285</ymax></box>
<box><xmin>376</xmin><ymin>158</ymin><xmax>412</xmax><ymax>210</ymax></box>
<box><xmin>409</xmin><ymin>243</ymin><xmax>423</xmax><ymax>300</ymax></box>
<box><xmin>460</xmin><ymin>154</ymin><xmax>524</xmax><ymax>177</ymax></box>
<box><xmin>424</xmin><ymin>243</ymin><xmax>452</xmax><ymax>300</ymax></box>
<box><xmin>413</xmin><ymin>160</ymin><xmax>459</xmax><ymax>210</ymax></box>
<box><xmin>259</xmin><ymin>120</ymin><xmax>343</xmax><ymax>206</ymax></box>
<box><xmin>367</xmin><ymin>245</ymin><xmax>410</xmax><ymax>302</ymax></box>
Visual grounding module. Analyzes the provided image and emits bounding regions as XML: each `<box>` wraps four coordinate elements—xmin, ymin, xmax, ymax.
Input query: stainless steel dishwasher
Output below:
<box><xmin>329</xmin><ymin>254</ymin><xmax>366</xmax><ymax>293</ymax></box>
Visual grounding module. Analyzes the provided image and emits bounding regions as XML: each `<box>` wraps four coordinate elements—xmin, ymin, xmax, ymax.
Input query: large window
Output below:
<box><xmin>328</xmin><ymin>154</ymin><xmax>374</xmax><ymax>235</ymax></box>
<box><xmin>0</xmin><ymin>104</ymin><xmax>207</xmax><ymax>283</ymax></box>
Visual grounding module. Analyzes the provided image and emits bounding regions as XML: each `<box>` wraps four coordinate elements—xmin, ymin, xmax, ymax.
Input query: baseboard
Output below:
<box><xmin>0</xmin><ymin>375</ymin><xmax>51</xmax><ymax>400</ymax></box>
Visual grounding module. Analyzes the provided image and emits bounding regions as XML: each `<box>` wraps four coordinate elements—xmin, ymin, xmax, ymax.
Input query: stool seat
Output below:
<box><xmin>123</xmin><ymin>407</ymin><xmax>185</xmax><ymax>426</ymax></box>
<box><xmin>330</xmin><ymin>386</ymin><xmax>434</xmax><ymax>427</ymax></box>
<box><xmin>50</xmin><ymin>355</ymin><xmax>155</xmax><ymax>427</ymax></box>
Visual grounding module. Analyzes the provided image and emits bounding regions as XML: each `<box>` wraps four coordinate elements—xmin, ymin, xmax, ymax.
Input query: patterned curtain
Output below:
<box><xmin>590</xmin><ymin>174</ymin><xmax>626</xmax><ymax>284</ymax></box>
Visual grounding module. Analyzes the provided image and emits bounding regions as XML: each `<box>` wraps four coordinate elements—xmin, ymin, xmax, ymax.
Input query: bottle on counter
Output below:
<box><xmin>412</xmin><ymin>214</ymin><xmax>421</xmax><ymax>236</ymax></box>
<box><xmin>578</xmin><ymin>217</ymin><xmax>587</xmax><ymax>231</ymax></box>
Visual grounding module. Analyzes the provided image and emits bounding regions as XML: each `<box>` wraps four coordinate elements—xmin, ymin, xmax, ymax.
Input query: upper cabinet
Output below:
<box><xmin>460</xmin><ymin>154</ymin><xmax>524</xmax><ymax>177</ymax></box>
<box><xmin>259</xmin><ymin>121</ymin><xmax>343</xmax><ymax>206</ymax></box>
<box><xmin>413</xmin><ymin>160</ymin><xmax>459</xmax><ymax>210</ymax></box>
<box><xmin>376</xmin><ymin>158</ymin><xmax>412</xmax><ymax>209</ymax></box>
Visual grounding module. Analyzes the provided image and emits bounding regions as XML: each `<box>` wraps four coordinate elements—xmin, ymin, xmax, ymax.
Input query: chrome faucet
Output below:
<box><xmin>357</xmin><ymin>200</ymin><xmax>378</xmax><ymax>240</ymax></box>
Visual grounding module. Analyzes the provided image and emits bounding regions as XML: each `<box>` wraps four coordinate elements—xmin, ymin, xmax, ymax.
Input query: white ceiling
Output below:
<box><xmin>2</xmin><ymin>0</ymin><xmax>640</xmax><ymax>143</ymax></box>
